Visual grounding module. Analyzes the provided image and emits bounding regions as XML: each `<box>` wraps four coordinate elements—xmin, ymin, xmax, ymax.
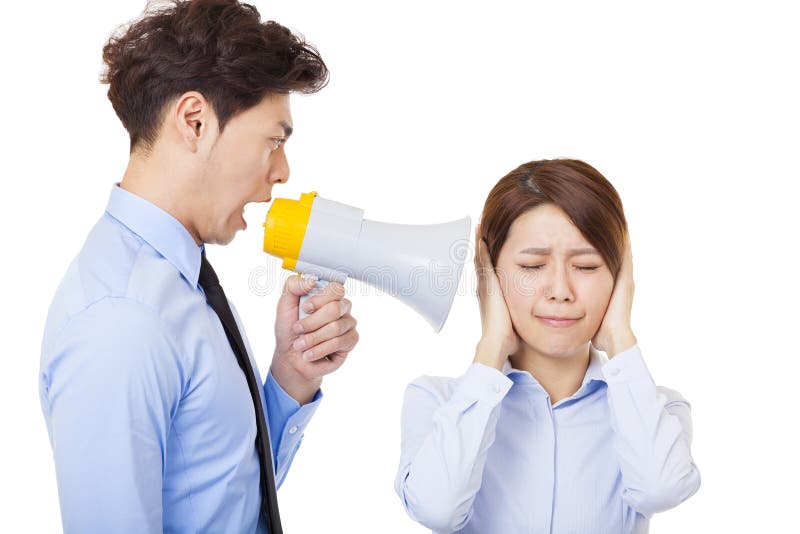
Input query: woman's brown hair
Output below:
<box><xmin>479</xmin><ymin>159</ymin><xmax>628</xmax><ymax>280</ymax></box>
<box><xmin>100</xmin><ymin>0</ymin><xmax>329</xmax><ymax>152</ymax></box>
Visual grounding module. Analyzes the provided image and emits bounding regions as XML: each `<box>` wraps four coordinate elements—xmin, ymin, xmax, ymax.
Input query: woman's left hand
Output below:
<box><xmin>591</xmin><ymin>230</ymin><xmax>638</xmax><ymax>358</ymax></box>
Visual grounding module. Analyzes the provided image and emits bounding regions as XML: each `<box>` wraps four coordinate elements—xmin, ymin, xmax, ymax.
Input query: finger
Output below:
<box><xmin>475</xmin><ymin>237</ymin><xmax>487</xmax><ymax>272</ymax></box>
<box><xmin>475</xmin><ymin>227</ymin><xmax>493</xmax><ymax>268</ymax></box>
<box><xmin>295</xmin><ymin>316</ymin><xmax>358</xmax><ymax>361</ymax></box>
<box><xmin>620</xmin><ymin>232</ymin><xmax>633</xmax><ymax>273</ymax></box>
<box><xmin>627</xmin><ymin>233</ymin><xmax>634</xmax><ymax>261</ymax></box>
<box><xmin>475</xmin><ymin>239</ymin><xmax>495</xmax><ymax>282</ymax></box>
<box><xmin>625</xmin><ymin>233</ymin><xmax>634</xmax><ymax>281</ymax></box>
<box><xmin>309</xmin><ymin>351</ymin><xmax>349</xmax><ymax>376</ymax></box>
<box><xmin>317</xmin><ymin>329</ymin><xmax>359</xmax><ymax>360</ymax></box>
<box><xmin>296</xmin><ymin>313</ymin><xmax>357</xmax><ymax>354</ymax></box>
<box><xmin>276</xmin><ymin>276</ymin><xmax>319</xmax><ymax>321</ymax></box>
<box><xmin>474</xmin><ymin>223</ymin><xmax>480</xmax><ymax>254</ymax></box>
<box><xmin>301</xmin><ymin>281</ymin><xmax>345</xmax><ymax>314</ymax></box>
<box><xmin>474</xmin><ymin>224</ymin><xmax>483</xmax><ymax>266</ymax></box>
<box><xmin>300</xmin><ymin>336</ymin><xmax>358</xmax><ymax>365</ymax></box>
<box><xmin>296</xmin><ymin>298</ymin><xmax>353</xmax><ymax>334</ymax></box>
<box><xmin>478</xmin><ymin>237</ymin><xmax>491</xmax><ymax>264</ymax></box>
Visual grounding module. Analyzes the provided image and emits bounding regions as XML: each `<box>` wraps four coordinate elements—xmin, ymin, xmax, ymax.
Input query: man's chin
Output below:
<box><xmin>221</xmin><ymin>231</ymin><xmax>239</xmax><ymax>246</ymax></box>
<box><xmin>204</xmin><ymin>230</ymin><xmax>238</xmax><ymax>247</ymax></box>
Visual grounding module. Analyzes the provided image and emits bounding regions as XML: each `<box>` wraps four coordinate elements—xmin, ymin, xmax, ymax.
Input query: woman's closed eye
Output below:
<box><xmin>520</xmin><ymin>264</ymin><xmax>599</xmax><ymax>271</ymax></box>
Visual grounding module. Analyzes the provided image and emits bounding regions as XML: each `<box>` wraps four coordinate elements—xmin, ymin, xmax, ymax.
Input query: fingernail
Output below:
<box><xmin>303</xmin><ymin>301</ymin><xmax>314</xmax><ymax>313</ymax></box>
<box><xmin>292</xmin><ymin>322</ymin><xmax>304</xmax><ymax>334</ymax></box>
<box><xmin>304</xmin><ymin>275</ymin><xmax>318</xmax><ymax>285</ymax></box>
<box><xmin>302</xmin><ymin>349</ymin><xmax>314</xmax><ymax>361</ymax></box>
<box><xmin>293</xmin><ymin>337</ymin><xmax>307</xmax><ymax>350</ymax></box>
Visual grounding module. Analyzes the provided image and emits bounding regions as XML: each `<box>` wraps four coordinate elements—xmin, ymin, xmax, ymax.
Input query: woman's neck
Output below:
<box><xmin>509</xmin><ymin>343</ymin><xmax>591</xmax><ymax>404</ymax></box>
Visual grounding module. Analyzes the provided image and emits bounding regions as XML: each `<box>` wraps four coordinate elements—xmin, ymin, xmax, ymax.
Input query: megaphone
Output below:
<box><xmin>262</xmin><ymin>191</ymin><xmax>471</xmax><ymax>332</ymax></box>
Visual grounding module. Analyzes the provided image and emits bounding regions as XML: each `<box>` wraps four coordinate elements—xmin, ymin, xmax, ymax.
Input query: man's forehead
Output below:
<box><xmin>251</xmin><ymin>112</ymin><xmax>293</xmax><ymax>135</ymax></box>
<box><xmin>250</xmin><ymin>93</ymin><xmax>292</xmax><ymax>128</ymax></box>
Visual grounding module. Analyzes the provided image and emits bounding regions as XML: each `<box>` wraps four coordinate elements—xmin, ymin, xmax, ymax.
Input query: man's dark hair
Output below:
<box><xmin>101</xmin><ymin>0</ymin><xmax>329</xmax><ymax>152</ymax></box>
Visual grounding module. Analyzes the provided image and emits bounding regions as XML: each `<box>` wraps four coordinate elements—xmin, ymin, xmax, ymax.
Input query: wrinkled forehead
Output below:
<box><xmin>505</xmin><ymin>205</ymin><xmax>592</xmax><ymax>251</ymax></box>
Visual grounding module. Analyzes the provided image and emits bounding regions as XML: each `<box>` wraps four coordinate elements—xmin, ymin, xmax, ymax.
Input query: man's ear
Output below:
<box><xmin>173</xmin><ymin>91</ymin><xmax>217</xmax><ymax>152</ymax></box>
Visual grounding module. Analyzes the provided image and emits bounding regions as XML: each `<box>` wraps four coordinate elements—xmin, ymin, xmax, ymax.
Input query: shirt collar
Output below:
<box><xmin>105</xmin><ymin>183</ymin><xmax>204</xmax><ymax>287</ymax></box>
<box><xmin>501</xmin><ymin>343</ymin><xmax>609</xmax><ymax>388</ymax></box>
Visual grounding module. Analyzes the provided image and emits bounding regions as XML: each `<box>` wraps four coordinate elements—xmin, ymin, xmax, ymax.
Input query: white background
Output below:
<box><xmin>1</xmin><ymin>1</ymin><xmax>798</xmax><ymax>532</ymax></box>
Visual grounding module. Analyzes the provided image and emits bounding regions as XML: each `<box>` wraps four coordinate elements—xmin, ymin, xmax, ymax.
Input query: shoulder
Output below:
<box><xmin>41</xmin><ymin>296</ymin><xmax>183</xmax><ymax>380</ymax></box>
<box><xmin>404</xmin><ymin>363</ymin><xmax>511</xmax><ymax>406</ymax></box>
<box><xmin>405</xmin><ymin>373</ymin><xmax>460</xmax><ymax>402</ymax></box>
<box><xmin>656</xmin><ymin>385</ymin><xmax>691</xmax><ymax>408</ymax></box>
<box><xmin>77</xmin><ymin>213</ymin><xmax>149</xmax><ymax>301</ymax></box>
<box><xmin>47</xmin><ymin>296</ymin><xmax>178</xmax><ymax>354</ymax></box>
<box><xmin>43</xmin><ymin>214</ymin><xmax>191</xmax><ymax>345</ymax></box>
<box><xmin>44</xmin><ymin>215</ymin><xmax>143</xmax><ymax>334</ymax></box>
<box><xmin>40</xmin><ymin>296</ymin><xmax>187</xmax><ymax>409</ymax></box>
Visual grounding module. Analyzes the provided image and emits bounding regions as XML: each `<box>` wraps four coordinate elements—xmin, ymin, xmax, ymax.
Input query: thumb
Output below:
<box><xmin>281</xmin><ymin>274</ymin><xmax>318</xmax><ymax>300</ymax></box>
<box><xmin>276</xmin><ymin>275</ymin><xmax>318</xmax><ymax>322</ymax></box>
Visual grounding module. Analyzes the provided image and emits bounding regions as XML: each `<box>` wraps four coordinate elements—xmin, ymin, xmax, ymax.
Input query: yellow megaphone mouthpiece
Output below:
<box><xmin>262</xmin><ymin>191</ymin><xmax>317</xmax><ymax>272</ymax></box>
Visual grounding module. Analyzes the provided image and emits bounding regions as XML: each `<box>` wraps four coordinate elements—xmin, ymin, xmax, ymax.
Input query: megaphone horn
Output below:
<box><xmin>263</xmin><ymin>191</ymin><xmax>471</xmax><ymax>332</ymax></box>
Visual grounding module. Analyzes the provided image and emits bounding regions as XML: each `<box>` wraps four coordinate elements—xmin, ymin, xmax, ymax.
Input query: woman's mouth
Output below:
<box><xmin>536</xmin><ymin>316</ymin><xmax>581</xmax><ymax>328</ymax></box>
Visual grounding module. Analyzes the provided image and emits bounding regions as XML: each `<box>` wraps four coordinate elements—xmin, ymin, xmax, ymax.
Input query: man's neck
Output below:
<box><xmin>509</xmin><ymin>343</ymin><xmax>590</xmax><ymax>404</ymax></box>
<box><xmin>119</xmin><ymin>151</ymin><xmax>203</xmax><ymax>245</ymax></box>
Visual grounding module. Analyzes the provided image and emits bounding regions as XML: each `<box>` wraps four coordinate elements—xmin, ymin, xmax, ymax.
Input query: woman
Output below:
<box><xmin>395</xmin><ymin>159</ymin><xmax>700</xmax><ymax>533</ymax></box>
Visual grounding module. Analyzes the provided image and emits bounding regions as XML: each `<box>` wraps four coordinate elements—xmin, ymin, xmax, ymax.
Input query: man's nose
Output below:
<box><xmin>269</xmin><ymin>149</ymin><xmax>290</xmax><ymax>184</ymax></box>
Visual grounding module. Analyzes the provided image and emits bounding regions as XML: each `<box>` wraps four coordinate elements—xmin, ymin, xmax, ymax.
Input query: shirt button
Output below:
<box><xmin>490</xmin><ymin>384</ymin><xmax>501</xmax><ymax>394</ymax></box>
<box><xmin>288</xmin><ymin>426</ymin><xmax>299</xmax><ymax>435</ymax></box>
<box><xmin>609</xmin><ymin>367</ymin><xmax>621</xmax><ymax>377</ymax></box>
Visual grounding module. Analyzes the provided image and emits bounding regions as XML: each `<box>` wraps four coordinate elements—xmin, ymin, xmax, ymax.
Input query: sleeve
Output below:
<box><xmin>38</xmin><ymin>297</ymin><xmax>185</xmax><ymax>534</ymax></box>
<box><xmin>263</xmin><ymin>369</ymin><xmax>322</xmax><ymax>488</ymax></box>
<box><xmin>394</xmin><ymin>363</ymin><xmax>513</xmax><ymax>533</ymax></box>
<box><xmin>601</xmin><ymin>344</ymin><xmax>702</xmax><ymax>518</ymax></box>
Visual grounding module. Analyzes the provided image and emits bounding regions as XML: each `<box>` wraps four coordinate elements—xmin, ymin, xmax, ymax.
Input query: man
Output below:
<box><xmin>38</xmin><ymin>1</ymin><xmax>359</xmax><ymax>532</ymax></box>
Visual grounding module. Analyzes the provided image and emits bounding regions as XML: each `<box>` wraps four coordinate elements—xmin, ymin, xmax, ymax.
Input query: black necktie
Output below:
<box><xmin>198</xmin><ymin>252</ymin><xmax>282</xmax><ymax>534</ymax></box>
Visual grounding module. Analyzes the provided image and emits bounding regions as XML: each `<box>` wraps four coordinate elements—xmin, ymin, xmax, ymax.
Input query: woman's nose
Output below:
<box><xmin>543</xmin><ymin>266</ymin><xmax>574</xmax><ymax>302</ymax></box>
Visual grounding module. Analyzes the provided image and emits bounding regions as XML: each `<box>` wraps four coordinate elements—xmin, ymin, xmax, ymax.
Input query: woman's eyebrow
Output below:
<box><xmin>518</xmin><ymin>247</ymin><xmax>600</xmax><ymax>256</ymax></box>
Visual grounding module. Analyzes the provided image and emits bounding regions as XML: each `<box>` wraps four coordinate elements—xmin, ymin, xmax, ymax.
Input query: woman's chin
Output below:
<box><xmin>519</xmin><ymin>335</ymin><xmax>590</xmax><ymax>359</ymax></box>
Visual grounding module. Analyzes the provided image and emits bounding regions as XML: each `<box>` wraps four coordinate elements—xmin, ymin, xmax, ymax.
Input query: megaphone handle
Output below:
<box><xmin>299</xmin><ymin>278</ymin><xmax>329</xmax><ymax>321</ymax></box>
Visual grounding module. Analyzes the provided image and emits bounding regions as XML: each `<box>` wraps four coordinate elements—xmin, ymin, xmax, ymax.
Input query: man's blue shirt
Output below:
<box><xmin>39</xmin><ymin>184</ymin><xmax>321</xmax><ymax>532</ymax></box>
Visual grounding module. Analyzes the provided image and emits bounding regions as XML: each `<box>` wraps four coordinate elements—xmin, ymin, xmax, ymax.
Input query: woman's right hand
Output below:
<box><xmin>474</xmin><ymin>223</ymin><xmax>520</xmax><ymax>370</ymax></box>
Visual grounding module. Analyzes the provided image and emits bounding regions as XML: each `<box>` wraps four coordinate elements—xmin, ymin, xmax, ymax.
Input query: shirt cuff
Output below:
<box><xmin>601</xmin><ymin>344</ymin><xmax>654</xmax><ymax>385</ymax></box>
<box><xmin>264</xmin><ymin>369</ymin><xmax>323</xmax><ymax>458</ymax></box>
<box><xmin>452</xmin><ymin>363</ymin><xmax>513</xmax><ymax>407</ymax></box>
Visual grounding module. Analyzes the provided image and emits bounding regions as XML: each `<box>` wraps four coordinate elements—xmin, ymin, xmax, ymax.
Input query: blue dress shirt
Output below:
<box><xmin>39</xmin><ymin>184</ymin><xmax>321</xmax><ymax>533</ymax></box>
<box><xmin>395</xmin><ymin>343</ymin><xmax>701</xmax><ymax>533</ymax></box>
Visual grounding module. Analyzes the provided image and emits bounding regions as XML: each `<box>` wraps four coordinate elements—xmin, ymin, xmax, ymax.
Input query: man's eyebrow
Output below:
<box><xmin>518</xmin><ymin>247</ymin><xmax>600</xmax><ymax>256</ymax></box>
<box><xmin>280</xmin><ymin>121</ymin><xmax>293</xmax><ymax>137</ymax></box>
